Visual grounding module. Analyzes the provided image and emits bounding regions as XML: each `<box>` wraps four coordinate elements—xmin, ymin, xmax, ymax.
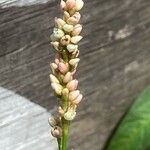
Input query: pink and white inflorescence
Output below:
<box><xmin>49</xmin><ymin>0</ymin><xmax>84</xmax><ymax>138</ymax></box>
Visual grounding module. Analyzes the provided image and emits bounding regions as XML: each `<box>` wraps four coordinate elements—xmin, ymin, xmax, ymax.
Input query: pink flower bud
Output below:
<box><xmin>51</xmin><ymin>83</ymin><xmax>63</xmax><ymax>95</ymax></box>
<box><xmin>60</xmin><ymin>35</ymin><xmax>71</xmax><ymax>45</ymax></box>
<box><xmin>50</xmin><ymin>74</ymin><xmax>59</xmax><ymax>84</ymax></box>
<box><xmin>51</xmin><ymin>126</ymin><xmax>62</xmax><ymax>138</ymax></box>
<box><xmin>67</xmin><ymin>12</ymin><xmax>81</xmax><ymax>25</ymax></box>
<box><xmin>69</xmin><ymin>90</ymin><xmax>80</xmax><ymax>101</ymax></box>
<box><xmin>66</xmin><ymin>0</ymin><xmax>76</xmax><ymax>10</ymax></box>
<box><xmin>66</xmin><ymin>79</ymin><xmax>78</xmax><ymax>91</ymax></box>
<box><xmin>60</xmin><ymin>0</ymin><xmax>67</xmax><ymax>10</ymax></box>
<box><xmin>72</xmin><ymin>24</ymin><xmax>82</xmax><ymax>36</ymax></box>
<box><xmin>69</xmin><ymin>58</ymin><xmax>80</xmax><ymax>66</ymax></box>
<box><xmin>75</xmin><ymin>0</ymin><xmax>84</xmax><ymax>11</ymax></box>
<box><xmin>55</xmin><ymin>17</ymin><xmax>66</xmax><ymax>29</ymax></box>
<box><xmin>58</xmin><ymin>62</ymin><xmax>69</xmax><ymax>74</ymax></box>
<box><xmin>73</xmin><ymin>94</ymin><xmax>83</xmax><ymax>104</ymax></box>
<box><xmin>63</xmin><ymin>72</ymin><xmax>73</xmax><ymax>83</ymax></box>
<box><xmin>71</xmin><ymin>35</ymin><xmax>83</xmax><ymax>44</ymax></box>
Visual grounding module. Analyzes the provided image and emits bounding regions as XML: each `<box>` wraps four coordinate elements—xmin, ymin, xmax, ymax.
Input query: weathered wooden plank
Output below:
<box><xmin>0</xmin><ymin>0</ymin><xmax>150</xmax><ymax>149</ymax></box>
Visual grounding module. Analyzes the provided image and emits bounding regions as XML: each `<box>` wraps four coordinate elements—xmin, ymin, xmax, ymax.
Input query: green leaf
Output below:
<box><xmin>106</xmin><ymin>86</ymin><xmax>150</xmax><ymax>150</ymax></box>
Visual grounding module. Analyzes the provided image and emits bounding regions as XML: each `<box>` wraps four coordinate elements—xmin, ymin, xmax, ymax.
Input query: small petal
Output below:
<box><xmin>63</xmin><ymin>24</ymin><xmax>74</xmax><ymax>32</ymax></box>
<box><xmin>55</xmin><ymin>18</ymin><xmax>66</xmax><ymax>29</ymax></box>
<box><xmin>58</xmin><ymin>106</ymin><xmax>65</xmax><ymax>116</ymax></box>
<box><xmin>66</xmin><ymin>0</ymin><xmax>76</xmax><ymax>10</ymax></box>
<box><xmin>51</xmin><ymin>41</ymin><xmax>59</xmax><ymax>50</ymax></box>
<box><xmin>67</xmin><ymin>12</ymin><xmax>81</xmax><ymax>25</ymax></box>
<box><xmin>64</xmin><ymin>109</ymin><xmax>76</xmax><ymax>121</ymax></box>
<box><xmin>51</xmin><ymin>83</ymin><xmax>63</xmax><ymax>95</ymax></box>
<box><xmin>60</xmin><ymin>0</ymin><xmax>67</xmax><ymax>10</ymax></box>
<box><xmin>62</xmin><ymin>88</ymin><xmax>69</xmax><ymax>97</ymax></box>
<box><xmin>71</xmin><ymin>35</ymin><xmax>83</xmax><ymax>44</ymax></box>
<box><xmin>69</xmin><ymin>90</ymin><xmax>80</xmax><ymax>101</ymax></box>
<box><xmin>50</xmin><ymin>34</ymin><xmax>57</xmax><ymax>41</ymax></box>
<box><xmin>58</xmin><ymin>62</ymin><xmax>69</xmax><ymax>74</ymax></box>
<box><xmin>63</xmin><ymin>11</ymin><xmax>70</xmax><ymax>20</ymax></box>
<box><xmin>75</xmin><ymin>0</ymin><xmax>84</xmax><ymax>11</ymax></box>
<box><xmin>72</xmin><ymin>24</ymin><xmax>82</xmax><ymax>36</ymax></box>
<box><xmin>67</xmin><ymin>44</ymin><xmax>78</xmax><ymax>53</ymax></box>
<box><xmin>73</xmin><ymin>94</ymin><xmax>83</xmax><ymax>104</ymax></box>
<box><xmin>66</xmin><ymin>79</ymin><xmax>78</xmax><ymax>91</ymax></box>
<box><xmin>50</xmin><ymin>74</ymin><xmax>59</xmax><ymax>84</ymax></box>
<box><xmin>60</xmin><ymin>35</ymin><xmax>71</xmax><ymax>45</ymax></box>
<box><xmin>50</xmin><ymin>63</ymin><xmax>58</xmax><ymax>73</ymax></box>
<box><xmin>53</xmin><ymin>28</ymin><xmax>65</xmax><ymax>39</ymax></box>
<box><xmin>63</xmin><ymin>72</ymin><xmax>73</xmax><ymax>83</ymax></box>
<box><xmin>69</xmin><ymin>58</ymin><xmax>80</xmax><ymax>66</ymax></box>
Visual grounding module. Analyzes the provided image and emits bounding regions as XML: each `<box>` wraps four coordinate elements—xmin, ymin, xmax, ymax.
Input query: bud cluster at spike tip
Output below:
<box><xmin>49</xmin><ymin>0</ymin><xmax>84</xmax><ymax>138</ymax></box>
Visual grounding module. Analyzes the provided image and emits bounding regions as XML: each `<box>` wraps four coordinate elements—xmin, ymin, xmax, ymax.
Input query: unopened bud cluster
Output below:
<box><xmin>49</xmin><ymin>0</ymin><xmax>84</xmax><ymax>138</ymax></box>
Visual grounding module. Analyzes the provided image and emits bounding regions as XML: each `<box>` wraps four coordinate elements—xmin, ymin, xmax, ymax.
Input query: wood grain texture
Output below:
<box><xmin>0</xmin><ymin>0</ymin><xmax>150</xmax><ymax>149</ymax></box>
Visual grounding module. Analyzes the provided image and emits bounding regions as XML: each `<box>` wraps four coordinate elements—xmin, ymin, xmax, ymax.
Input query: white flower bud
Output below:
<box><xmin>71</xmin><ymin>36</ymin><xmax>83</xmax><ymax>44</ymax></box>
<box><xmin>64</xmin><ymin>109</ymin><xmax>76</xmax><ymax>121</ymax></box>
<box><xmin>51</xmin><ymin>41</ymin><xmax>59</xmax><ymax>50</ymax></box>
<box><xmin>67</xmin><ymin>44</ymin><xmax>78</xmax><ymax>52</ymax></box>
<box><xmin>75</xmin><ymin>0</ymin><xmax>84</xmax><ymax>11</ymax></box>
<box><xmin>64</xmin><ymin>11</ymin><xmax>70</xmax><ymax>20</ymax></box>
<box><xmin>69</xmin><ymin>58</ymin><xmax>80</xmax><ymax>66</ymax></box>
<box><xmin>51</xmin><ymin>83</ymin><xmax>63</xmax><ymax>95</ymax></box>
<box><xmin>50</xmin><ymin>63</ymin><xmax>58</xmax><ymax>74</ymax></box>
<box><xmin>63</xmin><ymin>24</ymin><xmax>74</xmax><ymax>32</ymax></box>
<box><xmin>53</xmin><ymin>28</ymin><xmax>65</xmax><ymax>39</ymax></box>
<box><xmin>50</xmin><ymin>74</ymin><xmax>59</xmax><ymax>84</ymax></box>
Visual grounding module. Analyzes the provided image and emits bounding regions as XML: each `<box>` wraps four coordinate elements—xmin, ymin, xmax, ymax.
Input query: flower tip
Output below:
<box><xmin>75</xmin><ymin>0</ymin><xmax>84</xmax><ymax>11</ymax></box>
<box><xmin>66</xmin><ymin>0</ymin><xmax>76</xmax><ymax>10</ymax></box>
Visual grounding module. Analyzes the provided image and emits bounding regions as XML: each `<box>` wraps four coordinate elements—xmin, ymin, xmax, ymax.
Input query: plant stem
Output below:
<box><xmin>61</xmin><ymin>88</ymin><xmax>70</xmax><ymax>150</ymax></box>
<box><xmin>62</xmin><ymin>119</ymin><xmax>70</xmax><ymax>150</ymax></box>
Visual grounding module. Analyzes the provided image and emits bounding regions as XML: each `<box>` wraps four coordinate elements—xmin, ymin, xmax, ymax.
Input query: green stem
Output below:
<box><xmin>61</xmin><ymin>90</ymin><xmax>70</xmax><ymax>150</ymax></box>
<box><xmin>62</xmin><ymin>119</ymin><xmax>70</xmax><ymax>150</ymax></box>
